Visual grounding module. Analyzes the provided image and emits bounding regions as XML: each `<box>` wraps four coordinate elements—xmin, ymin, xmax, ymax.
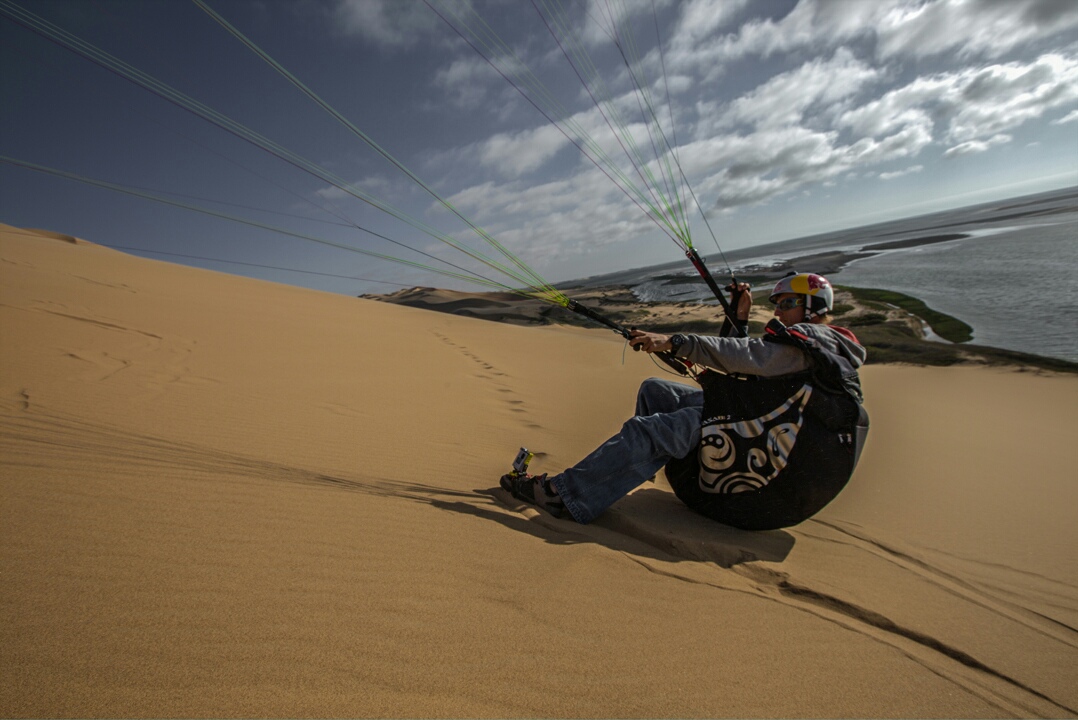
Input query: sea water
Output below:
<box><xmin>833</xmin><ymin>218</ymin><xmax>1078</xmax><ymax>363</ymax></box>
<box><xmin>608</xmin><ymin>187</ymin><xmax>1078</xmax><ymax>363</ymax></box>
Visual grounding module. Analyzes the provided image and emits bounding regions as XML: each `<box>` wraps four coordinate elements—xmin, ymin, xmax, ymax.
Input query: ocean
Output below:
<box><xmin>576</xmin><ymin>186</ymin><xmax>1078</xmax><ymax>364</ymax></box>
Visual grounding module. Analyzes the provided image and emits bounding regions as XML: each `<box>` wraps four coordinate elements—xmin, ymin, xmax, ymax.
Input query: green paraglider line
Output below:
<box><xmin>430</xmin><ymin>0</ymin><xmax>744</xmax><ymax>335</ymax></box>
<box><xmin>102</xmin><ymin>248</ymin><xmax>416</xmax><ymax>287</ymax></box>
<box><xmin>0</xmin><ymin>0</ymin><xmax>699</xmax><ymax>359</ymax></box>
<box><xmin>0</xmin><ymin>0</ymin><xmax>567</xmax><ymax>305</ymax></box>
<box><xmin>0</xmin><ymin>229</ymin><xmax>415</xmax><ymax>287</ymax></box>
<box><xmin>0</xmin><ymin>156</ymin><xmax>552</xmax><ymax>299</ymax></box>
<box><xmin>3</xmin><ymin>154</ymin><xmax>690</xmax><ymax>366</ymax></box>
<box><xmin>537</xmin><ymin>0</ymin><xmax>688</xmax><ymax>243</ymax></box>
<box><xmin>594</xmin><ymin>0</ymin><xmax>742</xmax><ymax>334</ymax></box>
<box><xmin>425</xmin><ymin>0</ymin><xmax>689</xmax><ymax>248</ymax></box>
<box><xmin>192</xmin><ymin>0</ymin><xmax>566</xmax><ymax>307</ymax></box>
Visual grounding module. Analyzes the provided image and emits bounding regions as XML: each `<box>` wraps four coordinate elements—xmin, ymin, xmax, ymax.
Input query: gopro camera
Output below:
<box><xmin>512</xmin><ymin>447</ymin><xmax>534</xmax><ymax>475</ymax></box>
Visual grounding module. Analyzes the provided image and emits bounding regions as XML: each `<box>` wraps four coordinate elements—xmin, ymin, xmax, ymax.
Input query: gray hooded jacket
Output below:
<box><xmin>672</xmin><ymin>323</ymin><xmax>867</xmax><ymax>378</ymax></box>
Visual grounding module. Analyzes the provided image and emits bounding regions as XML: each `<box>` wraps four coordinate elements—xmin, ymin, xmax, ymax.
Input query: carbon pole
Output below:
<box><xmin>685</xmin><ymin>248</ymin><xmax>747</xmax><ymax>338</ymax></box>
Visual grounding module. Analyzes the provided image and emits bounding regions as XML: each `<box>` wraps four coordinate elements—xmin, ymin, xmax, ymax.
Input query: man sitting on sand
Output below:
<box><xmin>501</xmin><ymin>272</ymin><xmax>867</xmax><ymax>526</ymax></box>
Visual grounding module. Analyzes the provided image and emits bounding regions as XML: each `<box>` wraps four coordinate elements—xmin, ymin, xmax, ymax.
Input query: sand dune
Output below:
<box><xmin>2</xmin><ymin>224</ymin><xmax>1076</xmax><ymax>717</ymax></box>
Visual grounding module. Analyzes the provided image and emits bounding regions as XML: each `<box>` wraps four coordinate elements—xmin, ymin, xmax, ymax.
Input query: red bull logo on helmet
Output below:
<box><xmin>789</xmin><ymin>273</ymin><xmax>830</xmax><ymax>295</ymax></box>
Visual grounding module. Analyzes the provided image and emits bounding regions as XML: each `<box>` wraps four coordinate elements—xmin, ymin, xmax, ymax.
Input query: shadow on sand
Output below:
<box><xmin>431</xmin><ymin>484</ymin><xmax>795</xmax><ymax>569</ymax></box>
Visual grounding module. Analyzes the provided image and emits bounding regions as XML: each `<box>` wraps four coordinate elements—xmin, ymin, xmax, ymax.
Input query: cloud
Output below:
<box><xmin>879</xmin><ymin>165</ymin><xmax>924</xmax><ymax>180</ymax></box>
<box><xmin>676</xmin><ymin>51</ymin><xmax>1075</xmax><ymax>211</ymax></box>
<box><xmin>669</xmin><ymin>0</ymin><xmax>883</xmax><ymax>70</ymax></box>
<box><xmin>314</xmin><ymin>174</ymin><xmax>396</xmax><ymax>203</ymax></box>
<box><xmin>333</xmin><ymin>0</ymin><xmax>439</xmax><ymax>49</ymax></box>
<box><xmin>832</xmin><ymin>52</ymin><xmax>1078</xmax><ymax>155</ymax></box>
<box><xmin>716</xmin><ymin>49</ymin><xmax>880</xmax><ymax>131</ymax></box>
<box><xmin>434</xmin><ymin>55</ymin><xmax>502</xmax><ymax>107</ymax></box>
<box><xmin>949</xmin><ymin>54</ymin><xmax>1078</xmax><ymax>141</ymax></box>
<box><xmin>443</xmin><ymin>166</ymin><xmax>659</xmax><ymax>268</ymax></box>
<box><xmin>1053</xmin><ymin>109</ymin><xmax>1078</xmax><ymax>124</ymax></box>
<box><xmin>838</xmin><ymin>52</ymin><xmax>1078</xmax><ymax>150</ymax></box>
<box><xmin>667</xmin><ymin>0</ymin><xmax>749</xmax><ymax>48</ymax></box>
<box><xmin>672</xmin><ymin>51</ymin><xmax>927</xmax><ymax>210</ymax></box>
<box><xmin>673</xmin><ymin>126</ymin><xmax>855</xmax><ymax>210</ymax></box>
<box><xmin>666</xmin><ymin>0</ymin><xmax>1078</xmax><ymax>71</ymax></box>
<box><xmin>475</xmin><ymin>124</ymin><xmax>572</xmax><ymax>176</ymax></box>
<box><xmin>578</xmin><ymin>0</ymin><xmax>678</xmax><ymax>46</ymax></box>
<box><xmin>876</xmin><ymin>0</ymin><xmax>1078</xmax><ymax>60</ymax></box>
<box><xmin>438</xmin><ymin>87</ymin><xmax>682</xmax><ymax>180</ymax></box>
<box><xmin>944</xmin><ymin>134</ymin><xmax>1012</xmax><ymax>156</ymax></box>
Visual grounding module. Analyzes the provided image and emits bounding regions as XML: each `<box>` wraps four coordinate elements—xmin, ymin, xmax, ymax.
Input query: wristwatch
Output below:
<box><xmin>669</xmin><ymin>333</ymin><xmax>687</xmax><ymax>354</ymax></box>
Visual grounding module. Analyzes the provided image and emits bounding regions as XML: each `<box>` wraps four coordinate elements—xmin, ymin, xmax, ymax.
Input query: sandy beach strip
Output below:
<box><xmin>1</xmin><ymin>224</ymin><xmax>1076</xmax><ymax>717</ymax></box>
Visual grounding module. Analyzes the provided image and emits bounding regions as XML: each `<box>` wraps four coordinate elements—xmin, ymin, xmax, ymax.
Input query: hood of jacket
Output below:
<box><xmin>789</xmin><ymin>322</ymin><xmax>868</xmax><ymax>369</ymax></box>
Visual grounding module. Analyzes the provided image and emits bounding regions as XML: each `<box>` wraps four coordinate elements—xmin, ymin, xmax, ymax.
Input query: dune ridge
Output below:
<box><xmin>2</xmin><ymin>224</ymin><xmax>1076</xmax><ymax>718</ymax></box>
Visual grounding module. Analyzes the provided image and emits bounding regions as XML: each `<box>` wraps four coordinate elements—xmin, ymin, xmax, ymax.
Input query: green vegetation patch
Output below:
<box><xmin>830</xmin><ymin>302</ymin><xmax>855</xmax><ymax>316</ymax></box>
<box><xmin>836</xmin><ymin>285</ymin><xmax>974</xmax><ymax>343</ymax></box>
<box><xmin>846</xmin><ymin>312</ymin><xmax>889</xmax><ymax>327</ymax></box>
<box><xmin>849</xmin><ymin>323</ymin><xmax>1078</xmax><ymax>372</ymax></box>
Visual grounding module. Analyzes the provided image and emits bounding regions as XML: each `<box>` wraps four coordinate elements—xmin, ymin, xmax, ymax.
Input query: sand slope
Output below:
<box><xmin>1</xmin><ymin>225</ymin><xmax>1076</xmax><ymax>717</ymax></box>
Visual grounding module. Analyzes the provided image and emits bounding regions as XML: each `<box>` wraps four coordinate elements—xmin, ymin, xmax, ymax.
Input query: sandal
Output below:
<box><xmin>499</xmin><ymin>472</ymin><xmax>567</xmax><ymax>518</ymax></box>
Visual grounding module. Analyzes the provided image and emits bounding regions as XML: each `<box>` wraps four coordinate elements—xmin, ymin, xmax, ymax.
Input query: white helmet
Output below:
<box><xmin>769</xmin><ymin>272</ymin><xmax>833</xmax><ymax>319</ymax></box>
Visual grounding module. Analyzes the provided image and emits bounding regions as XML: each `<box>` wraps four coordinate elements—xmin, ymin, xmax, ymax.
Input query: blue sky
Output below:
<box><xmin>2</xmin><ymin>0</ymin><xmax>1077</xmax><ymax>296</ymax></box>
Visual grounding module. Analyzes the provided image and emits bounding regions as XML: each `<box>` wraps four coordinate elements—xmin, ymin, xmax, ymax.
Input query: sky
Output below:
<box><xmin>2</xmin><ymin>0</ymin><xmax>1077</xmax><ymax>297</ymax></box>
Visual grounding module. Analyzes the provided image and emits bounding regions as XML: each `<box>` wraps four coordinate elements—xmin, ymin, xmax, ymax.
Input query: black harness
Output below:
<box><xmin>664</xmin><ymin>320</ymin><xmax>869</xmax><ymax>531</ymax></box>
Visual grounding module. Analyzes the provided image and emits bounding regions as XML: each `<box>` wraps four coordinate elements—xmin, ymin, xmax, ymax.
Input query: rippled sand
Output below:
<box><xmin>2</xmin><ymin>224</ymin><xmax>1076</xmax><ymax>717</ymax></box>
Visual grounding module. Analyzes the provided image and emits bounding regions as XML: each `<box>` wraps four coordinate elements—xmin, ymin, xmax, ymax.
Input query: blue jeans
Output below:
<box><xmin>549</xmin><ymin>377</ymin><xmax>703</xmax><ymax>524</ymax></box>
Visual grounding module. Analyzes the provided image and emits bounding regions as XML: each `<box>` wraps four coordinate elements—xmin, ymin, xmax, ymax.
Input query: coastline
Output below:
<box><xmin>365</xmin><ymin>274</ymin><xmax>1077</xmax><ymax>374</ymax></box>
<box><xmin>729</xmin><ymin>232</ymin><xmax>974</xmax><ymax>284</ymax></box>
